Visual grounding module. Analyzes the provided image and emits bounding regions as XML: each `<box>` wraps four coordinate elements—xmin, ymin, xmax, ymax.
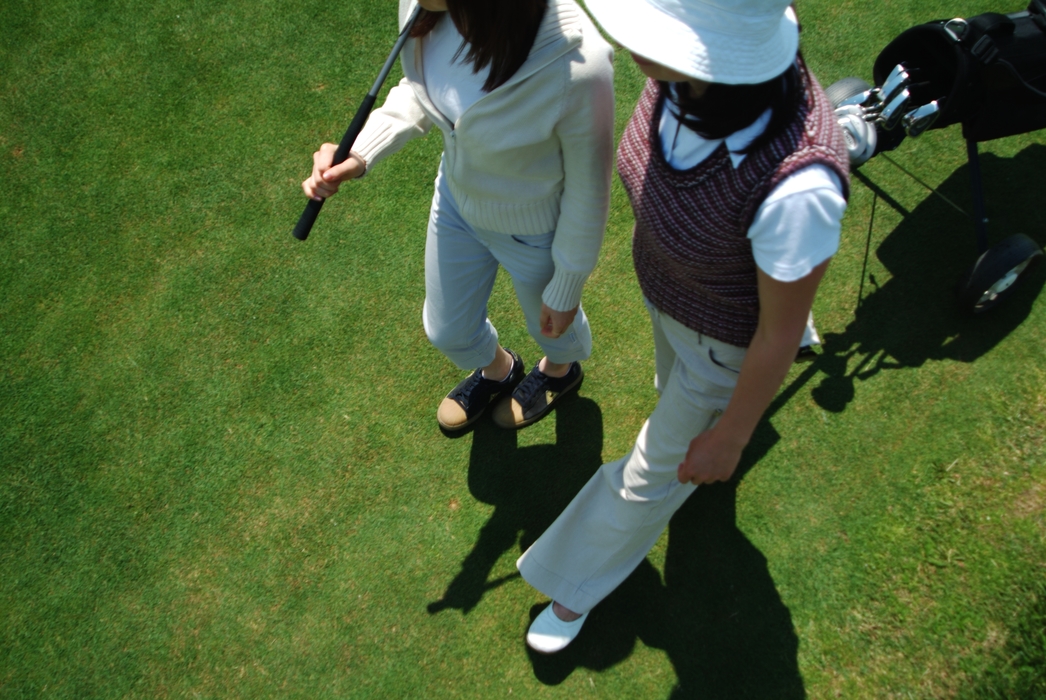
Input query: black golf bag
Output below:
<box><xmin>826</xmin><ymin>2</ymin><xmax>1046</xmax><ymax>314</ymax></box>
<box><xmin>873</xmin><ymin>0</ymin><xmax>1046</xmax><ymax>142</ymax></box>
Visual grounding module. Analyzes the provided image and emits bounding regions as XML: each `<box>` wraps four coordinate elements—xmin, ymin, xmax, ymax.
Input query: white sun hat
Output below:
<box><xmin>584</xmin><ymin>0</ymin><xmax>799</xmax><ymax>85</ymax></box>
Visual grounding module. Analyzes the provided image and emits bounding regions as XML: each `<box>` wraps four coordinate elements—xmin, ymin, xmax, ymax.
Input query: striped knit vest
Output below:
<box><xmin>618</xmin><ymin>68</ymin><xmax>850</xmax><ymax>347</ymax></box>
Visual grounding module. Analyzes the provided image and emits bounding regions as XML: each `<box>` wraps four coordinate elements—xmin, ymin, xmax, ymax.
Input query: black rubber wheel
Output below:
<box><xmin>825</xmin><ymin>76</ymin><xmax>872</xmax><ymax>108</ymax></box>
<box><xmin>955</xmin><ymin>234</ymin><xmax>1044</xmax><ymax>313</ymax></box>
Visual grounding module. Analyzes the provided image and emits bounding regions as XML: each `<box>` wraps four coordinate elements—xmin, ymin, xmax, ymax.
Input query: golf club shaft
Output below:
<box><xmin>293</xmin><ymin>5</ymin><xmax>421</xmax><ymax>241</ymax></box>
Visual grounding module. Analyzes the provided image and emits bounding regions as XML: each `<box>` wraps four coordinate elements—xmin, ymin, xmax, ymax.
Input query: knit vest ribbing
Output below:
<box><xmin>618</xmin><ymin>69</ymin><xmax>851</xmax><ymax>347</ymax></box>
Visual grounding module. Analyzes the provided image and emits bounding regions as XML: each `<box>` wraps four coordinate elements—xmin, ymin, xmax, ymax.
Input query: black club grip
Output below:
<box><xmin>293</xmin><ymin>92</ymin><xmax>378</xmax><ymax>241</ymax></box>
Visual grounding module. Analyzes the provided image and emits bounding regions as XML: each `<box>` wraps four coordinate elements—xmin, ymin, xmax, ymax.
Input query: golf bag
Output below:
<box><xmin>873</xmin><ymin>1</ymin><xmax>1046</xmax><ymax>142</ymax></box>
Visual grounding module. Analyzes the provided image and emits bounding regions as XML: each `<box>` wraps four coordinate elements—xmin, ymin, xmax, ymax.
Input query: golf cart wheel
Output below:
<box><xmin>825</xmin><ymin>76</ymin><xmax>872</xmax><ymax>108</ymax></box>
<box><xmin>955</xmin><ymin>234</ymin><xmax>1044</xmax><ymax>313</ymax></box>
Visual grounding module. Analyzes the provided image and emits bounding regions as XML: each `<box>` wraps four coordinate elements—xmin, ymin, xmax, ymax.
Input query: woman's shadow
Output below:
<box><xmin>422</xmin><ymin>143</ymin><xmax>1044</xmax><ymax>697</ymax></box>
<box><xmin>427</xmin><ymin>396</ymin><xmax>606</xmax><ymax>614</ymax></box>
<box><xmin>427</xmin><ymin>396</ymin><xmax>805</xmax><ymax>698</ymax></box>
<box><xmin>522</xmin><ymin>433</ymin><xmax>804</xmax><ymax>699</ymax></box>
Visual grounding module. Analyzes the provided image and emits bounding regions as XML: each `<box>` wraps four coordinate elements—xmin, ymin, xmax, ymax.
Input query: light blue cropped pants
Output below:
<box><xmin>422</xmin><ymin>165</ymin><xmax>592</xmax><ymax>370</ymax></box>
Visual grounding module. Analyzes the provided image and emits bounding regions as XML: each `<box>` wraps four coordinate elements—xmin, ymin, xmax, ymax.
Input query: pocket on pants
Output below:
<box><xmin>708</xmin><ymin>347</ymin><xmax>741</xmax><ymax>374</ymax></box>
<box><xmin>511</xmin><ymin>232</ymin><xmax>554</xmax><ymax>250</ymax></box>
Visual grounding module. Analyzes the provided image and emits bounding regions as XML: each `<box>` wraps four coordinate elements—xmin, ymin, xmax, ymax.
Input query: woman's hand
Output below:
<box><xmin>539</xmin><ymin>304</ymin><xmax>578</xmax><ymax>338</ymax></box>
<box><xmin>301</xmin><ymin>143</ymin><xmax>366</xmax><ymax>201</ymax></box>
<box><xmin>676</xmin><ymin>260</ymin><xmax>833</xmax><ymax>485</ymax></box>
<box><xmin>677</xmin><ymin>426</ymin><xmax>746</xmax><ymax>484</ymax></box>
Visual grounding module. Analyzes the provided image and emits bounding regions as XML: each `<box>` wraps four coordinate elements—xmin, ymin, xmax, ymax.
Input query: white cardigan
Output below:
<box><xmin>351</xmin><ymin>0</ymin><xmax>615</xmax><ymax>312</ymax></box>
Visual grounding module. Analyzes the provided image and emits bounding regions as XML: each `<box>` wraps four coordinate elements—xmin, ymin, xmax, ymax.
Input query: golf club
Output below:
<box><xmin>903</xmin><ymin>100</ymin><xmax>942</xmax><ymax>137</ymax></box>
<box><xmin>878</xmin><ymin>64</ymin><xmax>912</xmax><ymax>106</ymax></box>
<box><xmin>840</xmin><ymin>64</ymin><xmax>911</xmax><ymax>119</ymax></box>
<box><xmin>879</xmin><ymin>88</ymin><xmax>912</xmax><ymax>130</ymax></box>
<box><xmin>836</xmin><ymin>104</ymin><xmax>878</xmax><ymax>166</ymax></box>
<box><xmin>838</xmin><ymin>88</ymin><xmax>876</xmax><ymax>109</ymax></box>
<box><xmin>292</xmin><ymin>4</ymin><xmax>422</xmax><ymax>241</ymax></box>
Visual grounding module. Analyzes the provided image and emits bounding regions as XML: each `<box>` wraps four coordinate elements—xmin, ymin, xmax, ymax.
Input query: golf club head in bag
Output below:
<box><xmin>878</xmin><ymin>64</ymin><xmax>913</xmax><ymax>106</ymax></box>
<box><xmin>837</xmin><ymin>88</ymin><xmax>877</xmax><ymax>109</ymax></box>
<box><xmin>903</xmin><ymin>100</ymin><xmax>943</xmax><ymax>137</ymax></box>
<box><xmin>836</xmin><ymin>104</ymin><xmax>878</xmax><ymax>166</ymax></box>
<box><xmin>879</xmin><ymin>88</ymin><xmax>912</xmax><ymax>130</ymax></box>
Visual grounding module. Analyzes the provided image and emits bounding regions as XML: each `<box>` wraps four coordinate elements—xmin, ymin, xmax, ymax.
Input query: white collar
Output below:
<box><xmin>665</xmin><ymin>84</ymin><xmax>773</xmax><ymax>168</ymax></box>
<box><xmin>722</xmin><ymin>108</ymin><xmax>772</xmax><ymax>168</ymax></box>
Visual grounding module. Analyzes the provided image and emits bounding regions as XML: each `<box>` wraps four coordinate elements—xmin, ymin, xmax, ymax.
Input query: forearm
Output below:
<box><xmin>713</xmin><ymin>261</ymin><xmax>829</xmax><ymax>450</ymax></box>
<box><xmin>677</xmin><ymin>241</ymin><xmax>832</xmax><ymax>484</ymax></box>
<box><xmin>713</xmin><ymin>323</ymin><xmax>803</xmax><ymax>449</ymax></box>
<box><xmin>545</xmin><ymin>176</ymin><xmax>608</xmax><ymax>311</ymax></box>
<box><xmin>544</xmin><ymin>65</ymin><xmax>614</xmax><ymax>311</ymax></box>
<box><xmin>544</xmin><ymin>218</ymin><xmax>611</xmax><ymax>314</ymax></box>
<box><xmin>351</xmin><ymin>77</ymin><xmax>433</xmax><ymax>173</ymax></box>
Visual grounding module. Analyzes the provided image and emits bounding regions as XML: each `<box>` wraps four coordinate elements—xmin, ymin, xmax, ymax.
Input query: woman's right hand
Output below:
<box><xmin>302</xmin><ymin>142</ymin><xmax>366</xmax><ymax>201</ymax></box>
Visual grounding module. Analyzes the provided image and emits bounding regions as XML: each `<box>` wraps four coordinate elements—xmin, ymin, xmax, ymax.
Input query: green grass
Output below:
<box><xmin>2</xmin><ymin>0</ymin><xmax>1044</xmax><ymax>697</ymax></box>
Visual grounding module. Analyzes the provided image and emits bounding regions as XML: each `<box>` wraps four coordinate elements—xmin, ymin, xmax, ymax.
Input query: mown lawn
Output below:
<box><xmin>2</xmin><ymin>0</ymin><xmax>1043</xmax><ymax>697</ymax></box>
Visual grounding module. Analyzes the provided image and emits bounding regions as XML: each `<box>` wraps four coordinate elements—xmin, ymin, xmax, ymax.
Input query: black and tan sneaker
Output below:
<box><xmin>492</xmin><ymin>361</ymin><xmax>583</xmax><ymax>430</ymax></box>
<box><xmin>436</xmin><ymin>349</ymin><xmax>524</xmax><ymax>431</ymax></box>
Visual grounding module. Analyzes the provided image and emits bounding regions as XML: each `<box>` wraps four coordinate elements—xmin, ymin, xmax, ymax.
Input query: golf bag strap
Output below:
<box><xmin>965</xmin><ymin>13</ymin><xmax>1015</xmax><ymax>64</ymax></box>
<box><xmin>962</xmin><ymin>10</ymin><xmax>1046</xmax><ymax>100</ymax></box>
<box><xmin>1031</xmin><ymin>0</ymin><xmax>1046</xmax><ymax>31</ymax></box>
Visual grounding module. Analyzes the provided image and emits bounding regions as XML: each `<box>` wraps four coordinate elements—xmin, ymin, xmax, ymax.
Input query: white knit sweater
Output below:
<box><xmin>351</xmin><ymin>0</ymin><xmax>615</xmax><ymax>312</ymax></box>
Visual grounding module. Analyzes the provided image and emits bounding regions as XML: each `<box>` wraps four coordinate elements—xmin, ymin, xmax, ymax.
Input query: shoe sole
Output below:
<box><xmin>500</xmin><ymin>368</ymin><xmax>584</xmax><ymax>430</ymax></box>
<box><xmin>437</xmin><ymin>408</ymin><xmax>486</xmax><ymax>432</ymax></box>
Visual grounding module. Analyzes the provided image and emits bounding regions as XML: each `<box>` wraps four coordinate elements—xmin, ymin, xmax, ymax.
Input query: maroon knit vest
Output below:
<box><xmin>618</xmin><ymin>68</ymin><xmax>850</xmax><ymax>347</ymax></box>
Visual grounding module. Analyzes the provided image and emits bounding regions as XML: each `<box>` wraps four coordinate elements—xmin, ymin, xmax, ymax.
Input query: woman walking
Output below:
<box><xmin>302</xmin><ymin>0</ymin><xmax>614</xmax><ymax>432</ymax></box>
<box><xmin>518</xmin><ymin>0</ymin><xmax>850</xmax><ymax>652</ymax></box>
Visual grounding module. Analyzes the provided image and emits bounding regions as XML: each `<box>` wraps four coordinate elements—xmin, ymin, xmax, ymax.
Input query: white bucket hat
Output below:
<box><xmin>584</xmin><ymin>0</ymin><xmax>799</xmax><ymax>85</ymax></box>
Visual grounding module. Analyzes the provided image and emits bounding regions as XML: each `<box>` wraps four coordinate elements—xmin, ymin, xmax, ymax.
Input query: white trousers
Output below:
<box><xmin>517</xmin><ymin>300</ymin><xmax>745</xmax><ymax>613</ymax></box>
<box><xmin>422</xmin><ymin>165</ymin><xmax>592</xmax><ymax>370</ymax></box>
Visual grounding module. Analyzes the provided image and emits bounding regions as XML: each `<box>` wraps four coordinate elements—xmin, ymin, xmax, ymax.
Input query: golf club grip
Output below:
<box><xmin>292</xmin><ymin>92</ymin><xmax>378</xmax><ymax>241</ymax></box>
<box><xmin>293</xmin><ymin>197</ymin><xmax>326</xmax><ymax>241</ymax></box>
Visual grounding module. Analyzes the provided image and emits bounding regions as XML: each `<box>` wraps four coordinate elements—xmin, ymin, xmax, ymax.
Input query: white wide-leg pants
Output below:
<box><xmin>517</xmin><ymin>300</ymin><xmax>745</xmax><ymax>614</ymax></box>
<box><xmin>422</xmin><ymin>164</ymin><xmax>592</xmax><ymax>370</ymax></box>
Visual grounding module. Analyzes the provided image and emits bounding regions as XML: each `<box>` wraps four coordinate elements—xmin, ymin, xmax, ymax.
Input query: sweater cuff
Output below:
<box><xmin>542</xmin><ymin>270</ymin><xmax>588</xmax><ymax>312</ymax></box>
<box><xmin>351</xmin><ymin>122</ymin><xmax>399</xmax><ymax>174</ymax></box>
<box><xmin>348</xmin><ymin>151</ymin><xmax>369</xmax><ymax>179</ymax></box>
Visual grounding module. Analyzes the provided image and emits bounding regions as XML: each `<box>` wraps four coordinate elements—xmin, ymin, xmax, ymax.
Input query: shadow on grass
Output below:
<box><xmin>427</xmin><ymin>146</ymin><xmax>1045</xmax><ymax>696</ymax></box>
<box><xmin>427</xmin><ymin>395</ymin><xmax>606</xmax><ymax>614</ymax></box>
<box><xmin>809</xmin><ymin>143</ymin><xmax>1046</xmax><ymax>412</ymax></box>
<box><xmin>427</xmin><ymin>394</ymin><xmax>803</xmax><ymax>697</ymax></box>
<box><xmin>526</xmin><ymin>463</ymin><xmax>804</xmax><ymax>699</ymax></box>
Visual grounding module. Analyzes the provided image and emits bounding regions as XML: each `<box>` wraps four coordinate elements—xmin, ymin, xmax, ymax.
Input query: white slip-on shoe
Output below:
<box><xmin>525</xmin><ymin>603</ymin><xmax>589</xmax><ymax>654</ymax></box>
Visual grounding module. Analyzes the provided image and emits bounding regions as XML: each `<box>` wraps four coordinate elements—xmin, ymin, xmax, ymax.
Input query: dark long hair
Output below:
<box><xmin>664</xmin><ymin>57</ymin><xmax>806</xmax><ymax>155</ymax></box>
<box><xmin>411</xmin><ymin>0</ymin><xmax>548</xmax><ymax>92</ymax></box>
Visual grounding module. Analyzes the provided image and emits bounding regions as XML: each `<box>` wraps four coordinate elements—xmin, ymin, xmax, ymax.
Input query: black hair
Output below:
<box><xmin>664</xmin><ymin>57</ymin><xmax>805</xmax><ymax>155</ymax></box>
<box><xmin>411</xmin><ymin>0</ymin><xmax>548</xmax><ymax>92</ymax></box>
